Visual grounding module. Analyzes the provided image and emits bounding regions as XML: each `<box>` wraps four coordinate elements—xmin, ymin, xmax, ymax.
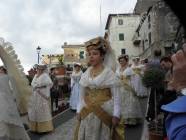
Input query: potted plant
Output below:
<box><xmin>142</xmin><ymin>67</ymin><xmax>165</xmax><ymax>140</ymax></box>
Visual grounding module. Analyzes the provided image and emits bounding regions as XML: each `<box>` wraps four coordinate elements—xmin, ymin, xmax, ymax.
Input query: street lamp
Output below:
<box><xmin>36</xmin><ymin>46</ymin><xmax>41</xmax><ymax>64</ymax></box>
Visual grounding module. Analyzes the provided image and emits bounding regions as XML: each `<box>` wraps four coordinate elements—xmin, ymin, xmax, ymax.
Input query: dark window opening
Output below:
<box><xmin>119</xmin><ymin>33</ymin><xmax>124</xmax><ymax>41</ymax></box>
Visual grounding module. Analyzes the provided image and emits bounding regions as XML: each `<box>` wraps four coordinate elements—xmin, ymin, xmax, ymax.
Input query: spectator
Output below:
<box><xmin>159</xmin><ymin>56</ymin><xmax>177</xmax><ymax>139</ymax></box>
<box><xmin>50</xmin><ymin>67</ymin><xmax>59</xmax><ymax>112</ymax></box>
<box><xmin>161</xmin><ymin>43</ymin><xmax>186</xmax><ymax>140</ymax></box>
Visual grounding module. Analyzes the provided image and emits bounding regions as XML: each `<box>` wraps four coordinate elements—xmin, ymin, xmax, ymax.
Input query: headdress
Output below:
<box><xmin>118</xmin><ymin>54</ymin><xmax>129</xmax><ymax>61</ymax></box>
<box><xmin>84</xmin><ymin>36</ymin><xmax>117</xmax><ymax>71</ymax></box>
<box><xmin>85</xmin><ymin>37</ymin><xmax>109</xmax><ymax>53</ymax></box>
<box><xmin>132</xmin><ymin>56</ymin><xmax>140</xmax><ymax>60</ymax></box>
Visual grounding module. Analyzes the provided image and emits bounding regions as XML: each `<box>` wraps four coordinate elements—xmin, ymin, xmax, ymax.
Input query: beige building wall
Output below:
<box><xmin>62</xmin><ymin>43</ymin><xmax>86</xmax><ymax>66</ymax></box>
<box><xmin>42</xmin><ymin>54</ymin><xmax>63</xmax><ymax>64</ymax></box>
<box><xmin>105</xmin><ymin>14</ymin><xmax>141</xmax><ymax>59</ymax></box>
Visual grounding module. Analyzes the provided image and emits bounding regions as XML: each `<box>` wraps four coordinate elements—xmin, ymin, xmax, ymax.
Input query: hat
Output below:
<box><xmin>74</xmin><ymin>62</ymin><xmax>81</xmax><ymax>67</ymax></box>
<box><xmin>36</xmin><ymin>64</ymin><xmax>47</xmax><ymax>70</ymax></box>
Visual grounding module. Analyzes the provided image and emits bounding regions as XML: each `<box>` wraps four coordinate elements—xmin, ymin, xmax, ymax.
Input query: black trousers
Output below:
<box><xmin>146</xmin><ymin>87</ymin><xmax>164</xmax><ymax>121</ymax></box>
<box><xmin>50</xmin><ymin>91</ymin><xmax>59</xmax><ymax>111</ymax></box>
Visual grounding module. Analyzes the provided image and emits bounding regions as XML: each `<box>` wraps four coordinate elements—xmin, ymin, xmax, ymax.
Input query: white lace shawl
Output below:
<box><xmin>116</xmin><ymin>66</ymin><xmax>134</xmax><ymax>78</ymax></box>
<box><xmin>31</xmin><ymin>73</ymin><xmax>53</xmax><ymax>97</ymax></box>
<box><xmin>77</xmin><ymin>66</ymin><xmax>121</xmax><ymax>118</ymax></box>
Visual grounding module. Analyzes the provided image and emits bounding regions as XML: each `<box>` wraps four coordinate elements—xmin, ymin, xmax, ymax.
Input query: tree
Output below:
<box><xmin>57</xmin><ymin>55</ymin><xmax>64</xmax><ymax>65</ymax></box>
<box><xmin>79</xmin><ymin>51</ymin><xmax>84</xmax><ymax>59</ymax></box>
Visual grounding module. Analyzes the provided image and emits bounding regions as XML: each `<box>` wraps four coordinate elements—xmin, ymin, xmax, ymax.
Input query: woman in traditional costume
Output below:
<box><xmin>70</xmin><ymin>62</ymin><xmax>83</xmax><ymax>110</ymax></box>
<box><xmin>0</xmin><ymin>66</ymin><xmax>30</xmax><ymax>140</ymax></box>
<box><xmin>28</xmin><ymin>64</ymin><xmax>54</xmax><ymax>133</ymax></box>
<box><xmin>116</xmin><ymin>55</ymin><xmax>142</xmax><ymax>125</ymax></box>
<box><xmin>74</xmin><ymin>37</ymin><xmax>124</xmax><ymax>140</ymax></box>
<box><xmin>131</xmin><ymin>57</ymin><xmax>148</xmax><ymax>97</ymax></box>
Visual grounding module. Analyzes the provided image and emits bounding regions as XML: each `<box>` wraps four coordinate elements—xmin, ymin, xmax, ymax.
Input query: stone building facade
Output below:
<box><xmin>105</xmin><ymin>14</ymin><xmax>141</xmax><ymax>59</ymax></box>
<box><xmin>61</xmin><ymin>42</ymin><xmax>86</xmax><ymax>67</ymax></box>
<box><xmin>133</xmin><ymin>0</ymin><xmax>180</xmax><ymax>59</ymax></box>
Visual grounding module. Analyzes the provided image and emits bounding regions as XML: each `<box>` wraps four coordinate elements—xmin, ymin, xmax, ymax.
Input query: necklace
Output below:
<box><xmin>90</xmin><ymin>66</ymin><xmax>104</xmax><ymax>78</ymax></box>
<box><xmin>120</xmin><ymin>65</ymin><xmax>127</xmax><ymax>72</ymax></box>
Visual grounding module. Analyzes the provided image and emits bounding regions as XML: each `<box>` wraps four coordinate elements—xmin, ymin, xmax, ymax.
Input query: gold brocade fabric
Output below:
<box><xmin>121</xmin><ymin>77</ymin><xmax>137</xmax><ymax>97</ymax></box>
<box><xmin>112</xmin><ymin>118</ymin><xmax>125</xmax><ymax>140</ymax></box>
<box><xmin>29</xmin><ymin>120</ymin><xmax>54</xmax><ymax>133</ymax></box>
<box><xmin>132</xmin><ymin>68</ymin><xmax>142</xmax><ymax>77</ymax></box>
<box><xmin>74</xmin><ymin>87</ymin><xmax>125</xmax><ymax>140</ymax></box>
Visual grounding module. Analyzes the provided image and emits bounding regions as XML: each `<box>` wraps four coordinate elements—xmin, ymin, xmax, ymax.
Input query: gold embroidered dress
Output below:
<box><xmin>75</xmin><ymin>67</ymin><xmax>123</xmax><ymax>140</ymax></box>
<box><xmin>28</xmin><ymin>73</ymin><xmax>54</xmax><ymax>133</ymax></box>
<box><xmin>131</xmin><ymin>64</ymin><xmax>148</xmax><ymax>97</ymax></box>
<box><xmin>116</xmin><ymin>66</ymin><xmax>142</xmax><ymax>125</ymax></box>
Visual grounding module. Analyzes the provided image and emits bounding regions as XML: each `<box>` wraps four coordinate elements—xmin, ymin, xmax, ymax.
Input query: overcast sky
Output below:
<box><xmin>0</xmin><ymin>0</ymin><xmax>137</xmax><ymax>74</ymax></box>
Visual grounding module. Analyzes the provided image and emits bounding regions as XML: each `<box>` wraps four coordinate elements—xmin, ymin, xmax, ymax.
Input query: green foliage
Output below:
<box><xmin>57</xmin><ymin>55</ymin><xmax>64</xmax><ymax>65</ymax></box>
<box><xmin>142</xmin><ymin>68</ymin><xmax>165</xmax><ymax>88</ymax></box>
<box><xmin>79</xmin><ymin>51</ymin><xmax>84</xmax><ymax>59</ymax></box>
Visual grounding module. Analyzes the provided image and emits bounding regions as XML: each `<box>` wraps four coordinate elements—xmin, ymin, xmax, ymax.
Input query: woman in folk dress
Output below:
<box><xmin>74</xmin><ymin>37</ymin><xmax>124</xmax><ymax>140</ymax></box>
<box><xmin>131</xmin><ymin>57</ymin><xmax>148</xmax><ymax>97</ymax></box>
<box><xmin>28</xmin><ymin>64</ymin><xmax>54</xmax><ymax>133</ymax></box>
<box><xmin>116</xmin><ymin>55</ymin><xmax>142</xmax><ymax>125</ymax></box>
<box><xmin>70</xmin><ymin>62</ymin><xmax>83</xmax><ymax>110</ymax></box>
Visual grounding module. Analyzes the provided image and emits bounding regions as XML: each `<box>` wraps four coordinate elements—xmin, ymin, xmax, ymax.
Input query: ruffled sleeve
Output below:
<box><xmin>111</xmin><ymin>85</ymin><xmax>121</xmax><ymax>118</ymax></box>
<box><xmin>76</xmin><ymin>85</ymin><xmax>86</xmax><ymax>113</ymax></box>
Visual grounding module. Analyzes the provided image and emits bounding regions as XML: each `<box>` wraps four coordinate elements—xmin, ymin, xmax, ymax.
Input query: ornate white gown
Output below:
<box><xmin>0</xmin><ymin>74</ymin><xmax>30</xmax><ymax>140</ymax></box>
<box><xmin>28</xmin><ymin>72</ymin><xmax>53</xmax><ymax>133</ymax></box>
<box><xmin>76</xmin><ymin>67</ymin><xmax>121</xmax><ymax>140</ymax></box>
<box><xmin>70</xmin><ymin>70</ymin><xmax>83</xmax><ymax>110</ymax></box>
<box><xmin>116</xmin><ymin>66</ymin><xmax>142</xmax><ymax>125</ymax></box>
<box><xmin>131</xmin><ymin>64</ymin><xmax>148</xmax><ymax>97</ymax></box>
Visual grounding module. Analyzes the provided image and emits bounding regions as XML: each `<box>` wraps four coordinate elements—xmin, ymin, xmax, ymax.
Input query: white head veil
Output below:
<box><xmin>103</xmin><ymin>42</ymin><xmax>117</xmax><ymax>72</ymax></box>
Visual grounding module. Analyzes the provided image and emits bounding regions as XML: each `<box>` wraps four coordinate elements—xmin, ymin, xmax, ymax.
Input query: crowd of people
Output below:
<box><xmin>0</xmin><ymin>32</ymin><xmax>186</xmax><ymax>140</ymax></box>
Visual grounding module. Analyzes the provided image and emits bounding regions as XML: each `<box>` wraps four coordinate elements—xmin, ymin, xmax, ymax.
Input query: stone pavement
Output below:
<box><xmin>139</xmin><ymin>97</ymin><xmax>149</xmax><ymax>140</ymax></box>
<box><xmin>140</xmin><ymin>120</ymin><xmax>149</xmax><ymax>140</ymax></box>
<box><xmin>26</xmin><ymin>109</ymin><xmax>76</xmax><ymax>140</ymax></box>
<box><xmin>39</xmin><ymin>116</ymin><xmax>148</xmax><ymax>140</ymax></box>
<box><xmin>40</xmin><ymin>117</ymin><xmax>76</xmax><ymax>140</ymax></box>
